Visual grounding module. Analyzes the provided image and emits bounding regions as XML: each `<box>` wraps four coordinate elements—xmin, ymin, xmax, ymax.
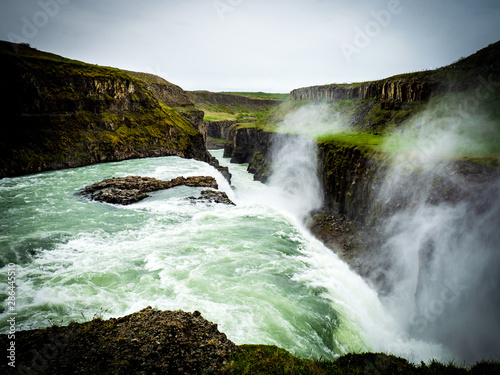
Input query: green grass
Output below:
<box><xmin>203</xmin><ymin>111</ymin><xmax>239</xmax><ymax>122</ymax></box>
<box><xmin>220</xmin><ymin>345</ymin><xmax>500</xmax><ymax>374</ymax></box>
<box><xmin>188</xmin><ymin>90</ymin><xmax>286</xmax><ymax>124</ymax></box>
<box><xmin>0</xmin><ymin>41</ymin><xmax>206</xmax><ymax>177</ymax></box>
<box><xmin>218</xmin><ymin>91</ymin><xmax>289</xmax><ymax>101</ymax></box>
<box><xmin>318</xmin><ymin>132</ymin><xmax>384</xmax><ymax>149</ymax></box>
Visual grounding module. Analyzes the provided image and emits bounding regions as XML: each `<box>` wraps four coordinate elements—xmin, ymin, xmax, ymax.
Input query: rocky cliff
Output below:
<box><xmin>197</xmin><ymin>119</ymin><xmax>273</xmax><ymax>182</ymax></box>
<box><xmin>0</xmin><ymin>42</ymin><xmax>211</xmax><ymax>178</ymax></box>
<box><xmin>290</xmin><ymin>77</ymin><xmax>438</xmax><ymax>102</ymax></box>
<box><xmin>188</xmin><ymin>91</ymin><xmax>282</xmax><ymax>109</ymax></box>
<box><xmin>213</xmin><ymin>41</ymin><xmax>500</xmax><ymax>280</ymax></box>
<box><xmin>291</xmin><ymin>40</ymin><xmax>500</xmax><ymax>103</ymax></box>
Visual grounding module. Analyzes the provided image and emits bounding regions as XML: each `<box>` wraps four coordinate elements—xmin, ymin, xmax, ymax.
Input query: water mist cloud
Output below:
<box><xmin>372</xmin><ymin>89</ymin><xmax>500</xmax><ymax>362</ymax></box>
<box><xmin>265</xmin><ymin>103</ymin><xmax>350</xmax><ymax>220</ymax></box>
<box><xmin>278</xmin><ymin>103</ymin><xmax>350</xmax><ymax>137</ymax></box>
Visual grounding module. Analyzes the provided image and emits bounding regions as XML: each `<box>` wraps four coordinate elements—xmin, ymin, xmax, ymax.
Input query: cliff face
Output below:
<box><xmin>197</xmin><ymin>120</ymin><xmax>238</xmax><ymax>150</ymax></box>
<box><xmin>188</xmin><ymin>91</ymin><xmax>282</xmax><ymax>108</ymax></box>
<box><xmin>316</xmin><ymin>142</ymin><xmax>384</xmax><ymax>222</ymax></box>
<box><xmin>125</xmin><ymin>71</ymin><xmax>205</xmax><ymax>129</ymax></box>
<box><xmin>197</xmin><ymin>119</ymin><xmax>273</xmax><ymax>182</ymax></box>
<box><xmin>290</xmin><ymin>76</ymin><xmax>439</xmax><ymax>102</ymax></box>
<box><xmin>291</xmin><ymin>41</ymin><xmax>500</xmax><ymax>103</ymax></box>
<box><xmin>0</xmin><ymin>42</ymin><xmax>210</xmax><ymax>178</ymax></box>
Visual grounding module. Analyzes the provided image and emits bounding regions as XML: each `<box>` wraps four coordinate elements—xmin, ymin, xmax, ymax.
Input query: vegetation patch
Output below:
<box><xmin>218</xmin><ymin>91</ymin><xmax>290</xmax><ymax>101</ymax></box>
<box><xmin>221</xmin><ymin>345</ymin><xmax>500</xmax><ymax>375</ymax></box>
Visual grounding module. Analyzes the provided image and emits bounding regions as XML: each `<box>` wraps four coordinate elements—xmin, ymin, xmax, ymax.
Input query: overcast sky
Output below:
<box><xmin>1</xmin><ymin>0</ymin><xmax>499</xmax><ymax>93</ymax></box>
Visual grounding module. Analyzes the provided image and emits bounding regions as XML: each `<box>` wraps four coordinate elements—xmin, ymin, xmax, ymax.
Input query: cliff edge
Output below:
<box><xmin>0</xmin><ymin>42</ymin><xmax>211</xmax><ymax>178</ymax></box>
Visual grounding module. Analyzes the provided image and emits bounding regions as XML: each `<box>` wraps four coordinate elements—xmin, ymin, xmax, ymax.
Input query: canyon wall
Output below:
<box><xmin>290</xmin><ymin>77</ymin><xmax>440</xmax><ymax>102</ymax></box>
<box><xmin>0</xmin><ymin>42</ymin><xmax>211</xmax><ymax>178</ymax></box>
<box><xmin>188</xmin><ymin>91</ymin><xmax>282</xmax><ymax>108</ymax></box>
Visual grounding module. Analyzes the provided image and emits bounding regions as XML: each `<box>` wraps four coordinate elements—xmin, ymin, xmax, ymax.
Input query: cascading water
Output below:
<box><xmin>0</xmin><ymin>145</ymin><xmax>449</xmax><ymax>363</ymax></box>
<box><xmin>371</xmin><ymin>131</ymin><xmax>500</xmax><ymax>363</ymax></box>
<box><xmin>267</xmin><ymin>133</ymin><xmax>323</xmax><ymax>221</ymax></box>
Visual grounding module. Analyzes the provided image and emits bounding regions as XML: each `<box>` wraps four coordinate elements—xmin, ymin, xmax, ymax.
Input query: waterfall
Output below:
<box><xmin>267</xmin><ymin>133</ymin><xmax>323</xmax><ymax>221</ymax></box>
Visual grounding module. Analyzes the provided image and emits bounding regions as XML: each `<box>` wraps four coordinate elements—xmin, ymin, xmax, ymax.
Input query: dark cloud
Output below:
<box><xmin>1</xmin><ymin>0</ymin><xmax>499</xmax><ymax>92</ymax></box>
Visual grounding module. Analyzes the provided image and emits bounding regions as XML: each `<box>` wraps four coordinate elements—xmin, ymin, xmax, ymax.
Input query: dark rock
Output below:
<box><xmin>208</xmin><ymin>155</ymin><xmax>232</xmax><ymax>184</ymax></box>
<box><xmin>91</xmin><ymin>187</ymin><xmax>149</xmax><ymax>205</ymax></box>
<box><xmin>189</xmin><ymin>190</ymin><xmax>235</xmax><ymax>205</ymax></box>
<box><xmin>0</xmin><ymin>307</ymin><xmax>240</xmax><ymax>375</ymax></box>
<box><xmin>0</xmin><ymin>42</ymin><xmax>213</xmax><ymax>179</ymax></box>
<box><xmin>80</xmin><ymin>175</ymin><xmax>219</xmax><ymax>205</ymax></box>
<box><xmin>290</xmin><ymin>78</ymin><xmax>440</xmax><ymax>102</ymax></box>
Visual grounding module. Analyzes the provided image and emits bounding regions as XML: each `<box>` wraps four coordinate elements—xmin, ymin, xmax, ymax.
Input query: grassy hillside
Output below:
<box><xmin>188</xmin><ymin>91</ymin><xmax>284</xmax><ymax>123</ymax></box>
<box><xmin>222</xmin><ymin>345</ymin><xmax>500</xmax><ymax>374</ymax></box>
<box><xmin>219</xmin><ymin>91</ymin><xmax>290</xmax><ymax>101</ymax></box>
<box><xmin>0</xmin><ymin>42</ymin><xmax>208</xmax><ymax>178</ymax></box>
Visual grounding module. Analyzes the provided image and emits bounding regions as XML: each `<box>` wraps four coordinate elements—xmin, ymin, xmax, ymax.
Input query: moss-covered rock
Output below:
<box><xmin>0</xmin><ymin>42</ymin><xmax>210</xmax><ymax>178</ymax></box>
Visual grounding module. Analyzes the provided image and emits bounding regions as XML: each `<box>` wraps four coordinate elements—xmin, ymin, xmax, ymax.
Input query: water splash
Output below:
<box><xmin>267</xmin><ymin>133</ymin><xmax>323</xmax><ymax>221</ymax></box>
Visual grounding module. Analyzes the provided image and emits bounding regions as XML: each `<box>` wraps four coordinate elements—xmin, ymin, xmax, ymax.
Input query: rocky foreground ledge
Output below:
<box><xmin>3</xmin><ymin>308</ymin><xmax>499</xmax><ymax>375</ymax></box>
<box><xmin>1</xmin><ymin>307</ymin><xmax>239</xmax><ymax>375</ymax></box>
<box><xmin>79</xmin><ymin>175</ymin><xmax>234</xmax><ymax>205</ymax></box>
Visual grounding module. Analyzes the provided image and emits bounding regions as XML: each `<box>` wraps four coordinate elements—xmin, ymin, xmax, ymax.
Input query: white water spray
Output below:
<box><xmin>267</xmin><ymin>133</ymin><xmax>323</xmax><ymax>220</ymax></box>
<box><xmin>371</xmin><ymin>94</ymin><xmax>500</xmax><ymax>363</ymax></box>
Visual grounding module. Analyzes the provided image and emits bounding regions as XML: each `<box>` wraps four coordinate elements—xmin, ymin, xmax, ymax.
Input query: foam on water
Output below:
<box><xmin>0</xmin><ymin>151</ymin><xmax>450</xmax><ymax>362</ymax></box>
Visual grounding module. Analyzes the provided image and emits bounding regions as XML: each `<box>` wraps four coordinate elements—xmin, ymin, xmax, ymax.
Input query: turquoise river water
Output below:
<box><xmin>0</xmin><ymin>150</ymin><xmax>449</xmax><ymax>362</ymax></box>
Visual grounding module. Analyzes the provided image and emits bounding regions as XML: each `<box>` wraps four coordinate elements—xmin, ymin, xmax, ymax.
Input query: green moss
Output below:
<box><xmin>0</xmin><ymin>42</ymin><xmax>207</xmax><ymax>177</ymax></box>
<box><xmin>221</xmin><ymin>345</ymin><xmax>500</xmax><ymax>374</ymax></box>
<box><xmin>218</xmin><ymin>92</ymin><xmax>290</xmax><ymax>101</ymax></box>
<box><xmin>317</xmin><ymin>132</ymin><xmax>385</xmax><ymax>155</ymax></box>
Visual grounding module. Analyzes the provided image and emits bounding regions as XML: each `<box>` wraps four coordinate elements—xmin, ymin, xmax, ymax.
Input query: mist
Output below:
<box><xmin>275</xmin><ymin>103</ymin><xmax>350</xmax><ymax>137</ymax></box>
<box><xmin>273</xmin><ymin>95</ymin><xmax>500</xmax><ymax>362</ymax></box>
<box><xmin>265</xmin><ymin>103</ymin><xmax>348</xmax><ymax>221</ymax></box>
<box><xmin>371</xmin><ymin>93</ymin><xmax>500</xmax><ymax>362</ymax></box>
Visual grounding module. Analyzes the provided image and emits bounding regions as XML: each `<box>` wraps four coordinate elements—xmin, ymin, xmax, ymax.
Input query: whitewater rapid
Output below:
<box><xmin>0</xmin><ymin>150</ymin><xmax>450</xmax><ymax>362</ymax></box>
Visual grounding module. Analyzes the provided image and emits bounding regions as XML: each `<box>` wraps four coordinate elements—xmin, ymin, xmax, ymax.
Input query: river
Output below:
<box><xmin>0</xmin><ymin>149</ymin><xmax>448</xmax><ymax>362</ymax></box>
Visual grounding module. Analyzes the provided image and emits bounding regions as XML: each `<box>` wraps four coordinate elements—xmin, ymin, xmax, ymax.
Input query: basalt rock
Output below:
<box><xmin>0</xmin><ymin>307</ymin><xmax>240</xmax><ymax>375</ymax></box>
<box><xmin>89</xmin><ymin>187</ymin><xmax>149</xmax><ymax>205</ymax></box>
<box><xmin>290</xmin><ymin>77</ymin><xmax>440</xmax><ymax>103</ymax></box>
<box><xmin>80</xmin><ymin>175</ymin><xmax>219</xmax><ymax>205</ymax></box>
<box><xmin>0</xmin><ymin>42</ymin><xmax>212</xmax><ymax>178</ymax></box>
<box><xmin>188</xmin><ymin>190</ymin><xmax>235</xmax><ymax>205</ymax></box>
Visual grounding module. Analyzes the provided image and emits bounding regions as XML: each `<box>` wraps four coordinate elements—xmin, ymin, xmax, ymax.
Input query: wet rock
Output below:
<box><xmin>80</xmin><ymin>175</ymin><xmax>218</xmax><ymax>205</ymax></box>
<box><xmin>188</xmin><ymin>190</ymin><xmax>235</xmax><ymax>205</ymax></box>
<box><xmin>90</xmin><ymin>187</ymin><xmax>149</xmax><ymax>205</ymax></box>
<box><xmin>0</xmin><ymin>307</ymin><xmax>240</xmax><ymax>375</ymax></box>
<box><xmin>208</xmin><ymin>155</ymin><xmax>232</xmax><ymax>183</ymax></box>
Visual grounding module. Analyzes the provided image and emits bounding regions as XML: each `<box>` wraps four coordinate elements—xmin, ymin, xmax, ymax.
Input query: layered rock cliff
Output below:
<box><xmin>290</xmin><ymin>77</ymin><xmax>438</xmax><ymax>102</ymax></box>
<box><xmin>0</xmin><ymin>42</ymin><xmax>211</xmax><ymax>178</ymax></box>
<box><xmin>291</xmin><ymin>41</ymin><xmax>500</xmax><ymax>103</ymax></box>
<box><xmin>211</xmin><ymin>41</ymin><xmax>500</xmax><ymax>280</ymax></box>
<box><xmin>188</xmin><ymin>91</ymin><xmax>282</xmax><ymax>109</ymax></box>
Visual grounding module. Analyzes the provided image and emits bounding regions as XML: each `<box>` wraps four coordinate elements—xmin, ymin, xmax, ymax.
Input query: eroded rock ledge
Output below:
<box><xmin>80</xmin><ymin>175</ymin><xmax>219</xmax><ymax>205</ymax></box>
<box><xmin>0</xmin><ymin>307</ymin><xmax>239</xmax><ymax>375</ymax></box>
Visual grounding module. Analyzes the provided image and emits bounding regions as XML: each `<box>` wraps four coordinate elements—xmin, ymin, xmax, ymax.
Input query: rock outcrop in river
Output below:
<box><xmin>80</xmin><ymin>175</ymin><xmax>221</xmax><ymax>205</ymax></box>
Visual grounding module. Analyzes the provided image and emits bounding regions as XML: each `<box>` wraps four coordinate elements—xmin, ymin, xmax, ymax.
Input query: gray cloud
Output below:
<box><xmin>1</xmin><ymin>0</ymin><xmax>499</xmax><ymax>92</ymax></box>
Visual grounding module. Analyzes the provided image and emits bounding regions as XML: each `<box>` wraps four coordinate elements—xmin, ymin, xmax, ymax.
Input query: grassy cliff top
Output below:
<box><xmin>0</xmin><ymin>41</ymin><xmax>208</xmax><ymax>177</ymax></box>
<box><xmin>188</xmin><ymin>90</ymin><xmax>284</xmax><ymax>122</ymax></box>
<box><xmin>245</xmin><ymin>41</ymin><xmax>500</xmax><ymax>166</ymax></box>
